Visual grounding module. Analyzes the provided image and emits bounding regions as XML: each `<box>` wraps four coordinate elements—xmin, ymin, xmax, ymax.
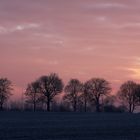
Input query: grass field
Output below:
<box><xmin>0</xmin><ymin>112</ymin><xmax>140</xmax><ymax>140</ymax></box>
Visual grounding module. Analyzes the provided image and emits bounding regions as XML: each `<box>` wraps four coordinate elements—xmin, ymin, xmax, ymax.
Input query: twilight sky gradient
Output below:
<box><xmin>1</xmin><ymin>0</ymin><xmax>140</xmax><ymax>99</ymax></box>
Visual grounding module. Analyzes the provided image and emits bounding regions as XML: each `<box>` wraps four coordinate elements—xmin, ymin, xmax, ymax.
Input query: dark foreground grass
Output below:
<box><xmin>0</xmin><ymin>112</ymin><xmax>140</xmax><ymax>140</ymax></box>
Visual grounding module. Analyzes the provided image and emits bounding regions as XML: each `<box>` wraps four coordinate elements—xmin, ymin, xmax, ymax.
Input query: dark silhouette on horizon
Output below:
<box><xmin>83</xmin><ymin>78</ymin><xmax>111</xmax><ymax>112</ymax></box>
<box><xmin>118</xmin><ymin>81</ymin><xmax>140</xmax><ymax>113</ymax></box>
<box><xmin>1</xmin><ymin>73</ymin><xmax>140</xmax><ymax>113</ymax></box>
<box><xmin>0</xmin><ymin>78</ymin><xmax>12</xmax><ymax>110</ymax></box>
<box><xmin>64</xmin><ymin>79</ymin><xmax>83</xmax><ymax>112</ymax></box>
<box><xmin>25</xmin><ymin>81</ymin><xmax>42</xmax><ymax>112</ymax></box>
<box><xmin>37</xmin><ymin>73</ymin><xmax>64</xmax><ymax>112</ymax></box>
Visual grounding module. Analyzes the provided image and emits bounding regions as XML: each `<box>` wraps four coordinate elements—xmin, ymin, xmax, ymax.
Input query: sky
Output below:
<box><xmin>0</xmin><ymin>0</ymin><xmax>140</xmax><ymax>99</ymax></box>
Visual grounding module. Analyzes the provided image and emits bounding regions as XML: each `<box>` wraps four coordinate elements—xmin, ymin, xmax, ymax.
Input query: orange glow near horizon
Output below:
<box><xmin>0</xmin><ymin>0</ymin><xmax>140</xmax><ymax>100</ymax></box>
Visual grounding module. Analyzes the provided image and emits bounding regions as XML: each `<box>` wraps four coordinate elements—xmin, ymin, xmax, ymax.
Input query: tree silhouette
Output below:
<box><xmin>64</xmin><ymin>79</ymin><xmax>83</xmax><ymax>112</ymax></box>
<box><xmin>136</xmin><ymin>84</ymin><xmax>140</xmax><ymax>105</ymax></box>
<box><xmin>85</xmin><ymin>78</ymin><xmax>111</xmax><ymax>112</ymax></box>
<box><xmin>0</xmin><ymin>78</ymin><xmax>12</xmax><ymax>110</ymax></box>
<box><xmin>38</xmin><ymin>73</ymin><xmax>63</xmax><ymax>112</ymax></box>
<box><xmin>79</xmin><ymin>82</ymin><xmax>92</xmax><ymax>112</ymax></box>
<box><xmin>118</xmin><ymin>81</ymin><xmax>138</xmax><ymax>113</ymax></box>
<box><xmin>25</xmin><ymin>81</ymin><xmax>42</xmax><ymax>111</ymax></box>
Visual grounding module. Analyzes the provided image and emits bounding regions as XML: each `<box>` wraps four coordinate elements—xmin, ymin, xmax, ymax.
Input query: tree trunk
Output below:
<box><xmin>132</xmin><ymin>103</ymin><xmax>135</xmax><ymax>113</ymax></box>
<box><xmin>96</xmin><ymin>98</ymin><xmax>100</xmax><ymax>112</ymax></box>
<box><xmin>84</xmin><ymin>99</ymin><xmax>87</xmax><ymax>112</ymax></box>
<box><xmin>73</xmin><ymin>100</ymin><xmax>77</xmax><ymax>112</ymax></box>
<box><xmin>129</xmin><ymin>103</ymin><xmax>132</xmax><ymax>113</ymax></box>
<box><xmin>47</xmin><ymin>99</ymin><xmax>51</xmax><ymax>112</ymax></box>
<box><xmin>33</xmin><ymin>102</ymin><xmax>36</xmax><ymax>112</ymax></box>
<box><xmin>0</xmin><ymin>103</ymin><xmax>3</xmax><ymax>111</ymax></box>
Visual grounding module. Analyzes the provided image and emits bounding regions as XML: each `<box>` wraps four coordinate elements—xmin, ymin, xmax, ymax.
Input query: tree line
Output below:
<box><xmin>0</xmin><ymin>73</ymin><xmax>140</xmax><ymax>113</ymax></box>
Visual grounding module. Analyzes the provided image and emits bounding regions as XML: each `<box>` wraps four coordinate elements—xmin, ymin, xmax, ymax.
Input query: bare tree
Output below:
<box><xmin>79</xmin><ymin>82</ymin><xmax>92</xmax><ymax>112</ymax></box>
<box><xmin>38</xmin><ymin>73</ymin><xmax>63</xmax><ymax>112</ymax></box>
<box><xmin>136</xmin><ymin>84</ymin><xmax>140</xmax><ymax>105</ymax></box>
<box><xmin>25</xmin><ymin>81</ymin><xmax>42</xmax><ymax>111</ymax></box>
<box><xmin>118</xmin><ymin>81</ymin><xmax>138</xmax><ymax>113</ymax></box>
<box><xmin>85</xmin><ymin>78</ymin><xmax>111</xmax><ymax>112</ymax></box>
<box><xmin>0</xmin><ymin>78</ymin><xmax>12</xmax><ymax>110</ymax></box>
<box><xmin>64</xmin><ymin>79</ymin><xmax>83</xmax><ymax>112</ymax></box>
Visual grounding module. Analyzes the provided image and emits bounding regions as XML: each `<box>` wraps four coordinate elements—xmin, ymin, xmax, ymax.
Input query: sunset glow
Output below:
<box><xmin>1</xmin><ymin>0</ymin><xmax>140</xmax><ymax>99</ymax></box>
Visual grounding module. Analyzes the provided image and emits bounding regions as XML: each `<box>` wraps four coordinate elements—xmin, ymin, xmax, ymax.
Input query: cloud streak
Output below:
<box><xmin>0</xmin><ymin>23</ymin><xmax>40</xmax><ymax>34</ymax></box>
<box><xmin>86</xmin><ymin>3</ymin><xmax>128</xmax><ymax>9</ymax></box>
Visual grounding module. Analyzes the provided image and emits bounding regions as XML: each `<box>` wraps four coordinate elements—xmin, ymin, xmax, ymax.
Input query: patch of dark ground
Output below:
<box><xmin>0</xmin><ymin>112</ymin><xmax>140</xmax><ymax>140</ymax></box>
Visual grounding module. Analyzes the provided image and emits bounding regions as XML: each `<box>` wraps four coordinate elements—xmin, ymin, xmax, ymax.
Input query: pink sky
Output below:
<box><xmin>0</xmin><ymin>0</ymin><xmax>140</xmax><ymax>99</ymax></box>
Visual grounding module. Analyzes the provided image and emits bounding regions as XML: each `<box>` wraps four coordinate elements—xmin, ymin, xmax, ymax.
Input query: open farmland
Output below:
<box><xmin>0</xmin><ymin>112</ymin><xmax>140</xmax><ymax>140</ymax></box>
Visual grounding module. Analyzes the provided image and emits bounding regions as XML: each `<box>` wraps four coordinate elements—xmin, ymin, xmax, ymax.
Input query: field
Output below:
<box><xmin>0</xmin><ymin>112</ymin><xmax>140</xmax><ymax>140</ymax></box>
